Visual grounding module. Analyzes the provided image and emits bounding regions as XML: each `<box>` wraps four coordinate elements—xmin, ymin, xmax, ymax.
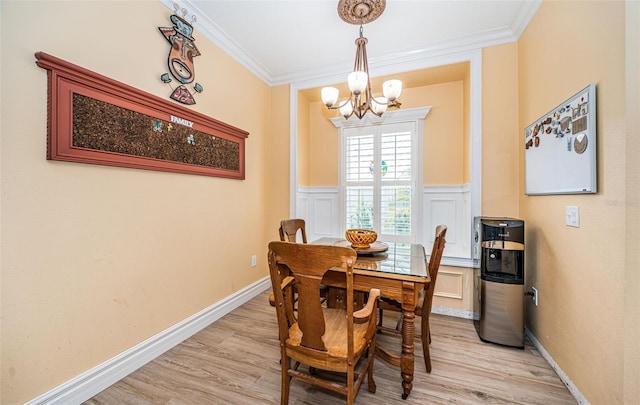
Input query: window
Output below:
<box><xmin>342</xmin><ymin>122</ymin><xmax>418</xmax><ymax>243</ymax></box>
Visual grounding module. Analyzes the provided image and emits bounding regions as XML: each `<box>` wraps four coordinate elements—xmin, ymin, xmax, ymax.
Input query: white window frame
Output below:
<box><xmin>332</xmin><ymin>107</ymin><xmax>431</xmax><ymax>244</ymax></box>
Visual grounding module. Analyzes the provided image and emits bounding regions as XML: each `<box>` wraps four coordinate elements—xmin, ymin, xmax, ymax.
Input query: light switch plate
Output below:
<box><xmin>566</xmin><ymin>206</ymin><xmax>580</xmax><ymax>227</ymax></box>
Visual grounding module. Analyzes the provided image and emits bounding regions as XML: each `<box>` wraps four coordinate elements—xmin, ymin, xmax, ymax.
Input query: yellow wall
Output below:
<box><xmin>269</xmin><ymin>84</ymin><xmax>291</xmax><ymax>239</ymax></box>
<box><xmin>482</xmin><ymin>43</ymin><xmax>520</xmax><ymax>217</ymax></box>
<box><xmin>518</xmin><ymin>1</ymin><xmax>636</xmax><ymax>403</ymax></box>
<box><xmin>0</xmin><ymin>2</ymin><xmax>272</xmax><ymax>403</ymax></box>
<box><xmin>309</xmin><ymin>101</ymin><xmax>340</xmax><ymax>187</ymax></box>
<box><xmin>297</xmin><ymin>92</ymin><xmax>311</xmax><ymax>186</ymax></box>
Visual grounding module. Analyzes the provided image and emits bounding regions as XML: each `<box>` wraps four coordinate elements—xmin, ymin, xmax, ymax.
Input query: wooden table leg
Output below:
<box><xmin>400</xmin><ymin>281</ymin><xmax>417</xmax><ymax>399</ymax></box>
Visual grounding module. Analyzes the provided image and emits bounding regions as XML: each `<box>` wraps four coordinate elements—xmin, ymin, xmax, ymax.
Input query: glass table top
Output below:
<box><xmin>313</xmin><ymin>237</ymin><xmax>427</xmax><ymax>278</ymax></box>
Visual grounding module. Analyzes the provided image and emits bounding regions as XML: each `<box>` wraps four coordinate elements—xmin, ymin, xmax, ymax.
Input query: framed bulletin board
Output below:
<box><xmin>524</xmin><ymin>84</ymin><xmax>596</xmax><ymax>195</ymax></box>
<box><xmin>35</xmin><ymin>52</ymin><xmax>249</xmax><ymax>179</ymax></box>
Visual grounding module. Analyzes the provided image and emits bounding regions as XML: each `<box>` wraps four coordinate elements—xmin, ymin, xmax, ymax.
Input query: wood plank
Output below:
<box><xmin>84</xmin><ymin>290</ymin><xmax>576</xmax><ymax>404</ymax></box>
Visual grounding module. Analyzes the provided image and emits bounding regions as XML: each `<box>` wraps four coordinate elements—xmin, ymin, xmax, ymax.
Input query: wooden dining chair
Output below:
<box><xmin>279</xmin><ymin>218</ymin><xmax>307</xmax><ymax>243</ymax></box>
<box><xmin>276</xmin><ymin>218</ymin><xmax>334</xmax><ymax>306</ymax></box>
<box><xmin>377</xmin><ymin>225</ymin><xmax>447</xmax><ymax>373</ymax></box>
<box><xmin>268</xmin><ymin>241</ymin><xmax>380</xmax><ymax>405</ymax></box>
<box><xmin>270</xmin><ymin>219</ymin><xmax>318</xmax><ymax>307</ymax></box>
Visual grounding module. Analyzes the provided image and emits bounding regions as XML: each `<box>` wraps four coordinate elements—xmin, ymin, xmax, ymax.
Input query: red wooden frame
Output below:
<box><xmin>35</xmin><ymin>52</ymin><xmax>249</xmax><ymax>179</ymax></box>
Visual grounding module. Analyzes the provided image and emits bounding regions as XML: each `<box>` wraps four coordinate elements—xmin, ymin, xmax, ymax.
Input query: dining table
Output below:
<box><xmin>313</xmin><ymin>237</ymin><xmax>430</xmax><ymax>400</ymax></box>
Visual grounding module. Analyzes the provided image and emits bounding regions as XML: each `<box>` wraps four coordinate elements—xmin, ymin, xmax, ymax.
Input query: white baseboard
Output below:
<box><xmin>525</xmin><ymin>328</ymin><xmax>588</xmax><ymax>405</ymax></box>
<box><xmin>26</xmin><ymin>277</ymin><xmax>272</xmax><ymax>405</ymax></box>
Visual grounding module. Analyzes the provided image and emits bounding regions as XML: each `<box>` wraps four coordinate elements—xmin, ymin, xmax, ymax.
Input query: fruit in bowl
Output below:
<box><xmin>345</xmin><ymin>229</ymin><xmax>377</xmax><ymax>249</ymax></box>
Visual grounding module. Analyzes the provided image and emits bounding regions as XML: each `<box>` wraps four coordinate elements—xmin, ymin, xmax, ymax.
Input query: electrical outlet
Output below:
<box><xmin>531</xmin><ymin>287</ymin><xmax>538</xmax><ymax>306</ymax></box>
<box><xmin>251</xmin><ymin>255</ymin><xmax>257</xmax><ymax>267</ymax></box>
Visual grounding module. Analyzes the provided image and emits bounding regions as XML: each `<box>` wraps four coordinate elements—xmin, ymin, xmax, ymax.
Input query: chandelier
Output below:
<box><xmin>321</xmin><ymin>0</ymin><xmax>402</xmax><ymax>120</ymax></box>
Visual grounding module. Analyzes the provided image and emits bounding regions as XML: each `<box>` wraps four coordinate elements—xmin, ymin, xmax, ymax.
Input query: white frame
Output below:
<box><xmin>524</xmin><ymin>83</ymin><xmax>597</xmax><ymax>195</ymax></box>
<box><xmin>340</xmin><ymin>120</ymin><xmax>419</xmax><ymax>243</ymax></box>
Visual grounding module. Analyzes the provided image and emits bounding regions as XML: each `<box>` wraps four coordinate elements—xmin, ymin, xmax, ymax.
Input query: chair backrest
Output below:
<box><xmin>268</xmin><ymin>241</ymin><xmax>356</xmax><ymax>352</ymax></box>
<box><xmin>279</xmin><ymin>219</ymin><xmax>307</xmax><ymax>243</ymax></box>
<box><xmin>422</xmin><ymin>225</ymin><xmax>447</xmax><ymax>315</ymax></box>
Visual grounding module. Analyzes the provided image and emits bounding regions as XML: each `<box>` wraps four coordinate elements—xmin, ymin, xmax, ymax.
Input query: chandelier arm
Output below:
<box><xmin>326</xmin><ymin>98</ymin><xmax>353</xmax><ymax>110</ymax></box>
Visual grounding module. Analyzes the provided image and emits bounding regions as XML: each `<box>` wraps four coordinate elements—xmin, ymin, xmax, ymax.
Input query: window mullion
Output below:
<box><xmin>373</xmin><ymin>129</ymin><xmax>382</xmax><ymax>232</ymax></box>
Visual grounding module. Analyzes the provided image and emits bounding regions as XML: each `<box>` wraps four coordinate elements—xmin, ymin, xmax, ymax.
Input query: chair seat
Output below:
<box><xmin>288</xmin><ymin>308</ymin><xmax>370</xmax><ymax>370</ymax></box>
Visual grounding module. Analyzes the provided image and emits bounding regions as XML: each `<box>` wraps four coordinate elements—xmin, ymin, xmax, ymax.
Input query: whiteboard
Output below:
<box><xmin>524</xmin><ymin>84</ymin><xmax>597</xmax><ymax>195</ymax></box>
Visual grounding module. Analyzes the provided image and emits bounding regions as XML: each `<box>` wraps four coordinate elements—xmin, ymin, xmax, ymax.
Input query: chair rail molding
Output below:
<box><xmin>296</xmin><ymin>183</ymin><xmax>473</xmax><ymax>267</ymax></box>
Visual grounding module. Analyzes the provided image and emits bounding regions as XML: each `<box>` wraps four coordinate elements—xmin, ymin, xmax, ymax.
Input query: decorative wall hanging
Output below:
<box><xmin>524</xmin><ymin>83</ymin><xmax>596</xmax><ymax>195</ymax></box>
<box><xmin>35</xmin><ymin>52</ymin><xmax>248</xmax><ymax>179</ymax></box>
<box><xmin>159</xmin><ymin>3</ymin><xmax>203</xmax><ymax>105</ymax></box>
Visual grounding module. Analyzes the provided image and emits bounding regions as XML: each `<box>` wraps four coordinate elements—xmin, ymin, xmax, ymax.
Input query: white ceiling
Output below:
<box><xmin>161</xmin><ymin>0</ymin><xmax>541</xmax><ymax>86</ymax></box>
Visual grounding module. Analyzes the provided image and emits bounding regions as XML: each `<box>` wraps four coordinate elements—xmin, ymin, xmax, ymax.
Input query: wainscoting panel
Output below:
<box><xmin>296</xmin><ymin>186</ymin><xmax>340</xmax><ymax>242</ymax></box>
<box><xmin>297</xmin><ymin>184</ymin><xmax>473</xmax><ymax>267</ymax></box>
<box><xmin>432</xmin><ymin>265</ymin><xmax>475</xmax><ymax>319</ymax></box>
<box><xmin>434</xmin><ymin>270</ymin><xmax>464</xmax><ymax>299</ymax></box>
<box><xmin>311</xmin><ymin>198</ymin><xmax>335</xmax><ymax>236</ymax></box>
<box><xmin>422</xmin><ymin>184</ymin><xmax>471</xmax><ymax>263</ymax></box>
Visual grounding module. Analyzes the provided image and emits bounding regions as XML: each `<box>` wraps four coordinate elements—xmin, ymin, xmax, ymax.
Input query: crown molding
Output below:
<box><xmin>510</xmin><ymin>0</ymin><xmax>543</xmax><ymax>39</ymax></box>
<box><xmin>160</xmin><ymin>0</ymin><xmax>273</xmax><ymax>84</ymax></box>
<box><xmin>162</xmin><ymin>0</ymin><xmax>541</xmax><ymax>87</ymax></box>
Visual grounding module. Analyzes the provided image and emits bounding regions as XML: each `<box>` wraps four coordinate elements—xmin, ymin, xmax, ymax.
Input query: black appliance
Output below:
<box><xmin>473</xmin><ymin>217</ymin><xmax>525</xmax><ymax>348</ymax></box>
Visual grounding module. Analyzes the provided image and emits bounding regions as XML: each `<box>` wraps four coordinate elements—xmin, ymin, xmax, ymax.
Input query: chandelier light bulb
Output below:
<box><xmin>383</xmin><ymin>79</ymin><xmax>402</xmax><ymax>101</ymax></box>
<box><xmin>321</xmin><ymin>87</ymin><xmax>339</xmax><ymax>107</ymax></box>
<box><xmin>347</xmin><ymin>71</ymin><xmax>368</xmax><ymax>95</ymax></box>
<box><xmin>371</xmin><ymin>97</ymin><xmax>388</xmax><ymax>115</ymax></box>
<box><xmin>339</xmin><ymin>99</ymin><xmax>354</xmax><ymax>118</ymax></box>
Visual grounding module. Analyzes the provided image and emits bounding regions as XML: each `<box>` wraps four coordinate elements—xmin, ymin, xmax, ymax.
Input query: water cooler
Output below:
<box><xmin>473</xmin><ymin>217</ymin><xmax>525</xmax><ymax>348</ymax></box>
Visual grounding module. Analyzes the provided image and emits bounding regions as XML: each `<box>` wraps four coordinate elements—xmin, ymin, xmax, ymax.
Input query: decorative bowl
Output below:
<box><xmin>345</xmin><ymin>229</ymin><xmax>377</xmax><ymax>249</ymax></box>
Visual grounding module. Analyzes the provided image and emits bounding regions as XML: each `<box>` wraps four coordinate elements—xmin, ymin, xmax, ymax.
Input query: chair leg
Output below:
<box><xmin>281</xmin><ymin>353</ymin><xmax>290</xmax><ymax>405</ymax></box>
<box><xmin>347</xmin><ymin>367</ymin><xmax>355</xmax><ymax>405</ymax></box>
<box><xmin>367</xmin><ymin>337</ymin><xmax>377</xmax><ymax>393</ymax></box>
<box><xmin>421</xmin><ymin>315</ymin><xmax>432</xmax><ymax>373</ymax></box>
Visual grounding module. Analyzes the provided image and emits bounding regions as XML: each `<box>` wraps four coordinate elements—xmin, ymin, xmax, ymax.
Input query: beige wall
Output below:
<box><xmin>624</xmin><ymin>2</ymin><xmax>640</xmax><ymax>402</ymax></box>
<box><xmin>0</xmin><ymin>2</ymin><xmax>272</xmax><ymax>403</ymax></box>
<box><xmin>518</xmin><ymin>1</ymin><xmax>637</xmax><ymax>403</ymax></box>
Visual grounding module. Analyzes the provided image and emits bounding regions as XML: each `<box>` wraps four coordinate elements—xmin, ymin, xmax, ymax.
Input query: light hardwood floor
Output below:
<box><xmin>84</xmin><ymin>290</ymin><xmax>576</xmax><ymax>405</ymax></box>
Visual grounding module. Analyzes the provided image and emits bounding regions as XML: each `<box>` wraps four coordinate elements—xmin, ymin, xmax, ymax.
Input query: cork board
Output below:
<box><xmin>36</xmin><ymin>52</ymin><xmax>249</xmax><ymax>179</ymax></box>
